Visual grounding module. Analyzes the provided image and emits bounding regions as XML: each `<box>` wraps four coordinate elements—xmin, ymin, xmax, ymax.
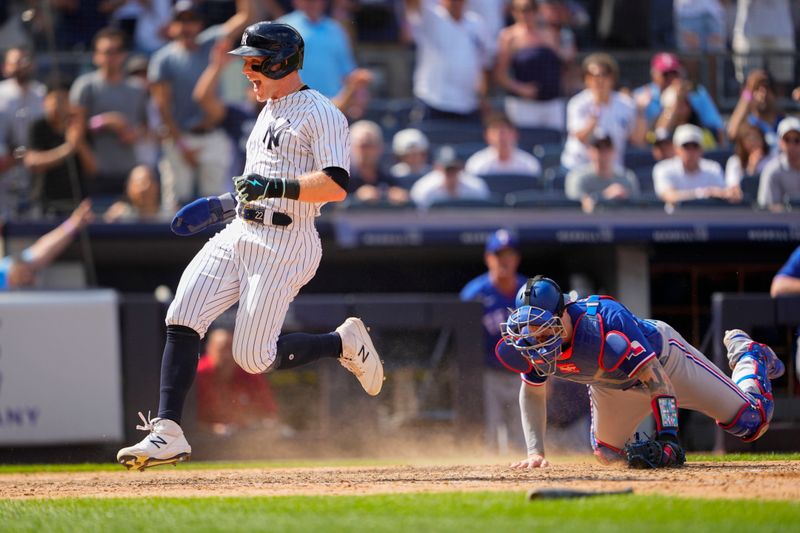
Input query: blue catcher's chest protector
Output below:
<box><xmin>526</xmin><ymin>296</ymin><xmax>646</xmax><ymax>389</ymax></box>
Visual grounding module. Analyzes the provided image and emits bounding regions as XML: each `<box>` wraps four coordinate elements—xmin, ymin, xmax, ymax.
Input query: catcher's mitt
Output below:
<box><xmin>624</xmin><ymin>435</ymin><xmax>686</xmax><ymax>469</ymax></box>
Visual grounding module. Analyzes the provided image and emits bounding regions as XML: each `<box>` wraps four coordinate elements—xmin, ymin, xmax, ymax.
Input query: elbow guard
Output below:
<box><xmin>323</xmin><ymin>166</ymin><xmax>350</xmax><ymax>191</ymax></box>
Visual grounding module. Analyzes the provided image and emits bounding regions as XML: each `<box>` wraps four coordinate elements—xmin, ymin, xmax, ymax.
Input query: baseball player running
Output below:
<box><xmin>118</xmin><ymin>22</ymin><xmax>384</xmax><ymax>471</ymax></box>
<box><xmin>496</xmin><ymin>275</ymin><xmax>783</xmax><ymax>469</ymax></box>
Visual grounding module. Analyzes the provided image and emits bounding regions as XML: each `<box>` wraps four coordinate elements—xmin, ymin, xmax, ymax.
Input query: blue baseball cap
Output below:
<box><xmin>485</xmin><ymin>229</ymin><xmax>519</xmax><ymax>254</ymax></box>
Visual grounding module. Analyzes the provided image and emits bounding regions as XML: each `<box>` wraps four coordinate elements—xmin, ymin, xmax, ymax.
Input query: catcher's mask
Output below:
<box><xmin>498</xmin><ymin>304</ymin><xmax>565</xmax><ymax>376</ymax></box>
<box><xmin>229</xmin><ymin>22</ymin><xmax>305</xmax><ymax>80</ymax></box>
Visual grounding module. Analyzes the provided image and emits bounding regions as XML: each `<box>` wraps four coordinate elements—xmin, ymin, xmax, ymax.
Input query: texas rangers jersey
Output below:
<box><xmin>460</xmin><ymin>273</ymin><xmax>527</xmax><ymax>370</ymax></box>
<box><xmin>522</xmin><ymin>296</ymin><xmax>663</xmax><ymax>389</ymax></box>
<box><xmin>243</xmin><ymin>87</ymin><xmax>350</xmax><ymax>220</ymax></box>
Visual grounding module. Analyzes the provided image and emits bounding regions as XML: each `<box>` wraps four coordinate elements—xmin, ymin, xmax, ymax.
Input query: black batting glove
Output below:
<box><xmin>233</xmin><ymin>173</ymin><xmax>285</xmax><ymax>203</ymax></box>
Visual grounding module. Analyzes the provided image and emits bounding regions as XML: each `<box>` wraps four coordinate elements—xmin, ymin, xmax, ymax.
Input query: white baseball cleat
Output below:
<box><xmin>336</xmin><ymin>317</ymin><xmax>384</xmax><ymax>396</ymax></box>
<box><xmin>724</xmin><ymin>329</ymin><xmax>785</xmax><ymax>379</ymax></box>
<box><xmin>117</xmin><ymin>412</ymin><xmax>192</xmax><ymax>471</ymax></box>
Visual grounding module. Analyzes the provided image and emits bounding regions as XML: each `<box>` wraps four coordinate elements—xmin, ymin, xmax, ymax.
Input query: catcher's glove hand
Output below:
<box><xmin>624</xmin><ymin>434</ymin><xmax>686</xmax><ymax>469</ymax></box>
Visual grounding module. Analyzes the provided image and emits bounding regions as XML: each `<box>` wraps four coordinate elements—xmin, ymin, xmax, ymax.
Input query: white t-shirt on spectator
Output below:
<box><xmin>652</xmin><ymin>156</ymin><xmax>725</xmax><ymax>196</ymax></box>
<box><xmin>561</xmin><ymin>90</ymin><xmax>636</xmax><ymax>171</ymax></box>
<box><xmin>465</xmin><ymin>147</ymin><xmax>542</xmax><ymax>176</ymax></box>
<box><xmin>407</xmin><ymin>0</ymin><xmax>492</xmax><ymax>114</ymax></box>
<box><xmin>410</xmin><ymin>169</ymin><xmax>491</xmax><ymax>207</ymax></box>
<box><xmin>724</xmin><ymin>153</ymin><xmax>773</xmax><ymax>186</ymax></box>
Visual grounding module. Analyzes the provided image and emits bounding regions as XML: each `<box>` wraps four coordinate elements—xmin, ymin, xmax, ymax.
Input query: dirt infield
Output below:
<box><xmin>2</xmin><ymin>461</ymin><xmax>799</xmax><ymax>500</ymax></box>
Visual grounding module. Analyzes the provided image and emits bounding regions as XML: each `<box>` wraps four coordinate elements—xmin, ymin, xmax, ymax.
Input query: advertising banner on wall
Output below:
<box><xmin>0</xmin><ymin>290</ymin><xmax>124</xmax><ymax>445</ymax></box>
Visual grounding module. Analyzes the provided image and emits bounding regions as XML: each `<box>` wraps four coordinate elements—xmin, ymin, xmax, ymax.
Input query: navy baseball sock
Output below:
<box><xmin>274</xmin><ymin>332</ymin><xmax>342</xmax><ymax>370</ymax></box>
<box><xmin>157</xmin><ymin>325</ymin><xmax>201</xmax><ymax>424</ymax></box>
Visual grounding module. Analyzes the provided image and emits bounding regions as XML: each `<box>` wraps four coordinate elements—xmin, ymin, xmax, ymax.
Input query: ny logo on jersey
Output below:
<box><xmin>626</xmin><ymin>340</ymin><xmax>646</xmax><ymax>360</ymax></box>
<box><xmin>358</xmin><ymin>345</ymin><xmax>370</xmax><ymax>363</ymax></box>
<box><xmin>263</xmin><ymin>118</ymin><xmax>291</xmax><ymax>150</ymax></box>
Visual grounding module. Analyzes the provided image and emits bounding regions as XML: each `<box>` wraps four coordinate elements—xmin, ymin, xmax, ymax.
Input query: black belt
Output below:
<box><xmin>242</xmin><ymin>205</ymin><xmax>292</xmax><ymax>227</ymax></box>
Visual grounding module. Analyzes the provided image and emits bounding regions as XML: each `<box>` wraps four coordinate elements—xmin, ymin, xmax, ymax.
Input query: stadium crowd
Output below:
<box><xmin>0</xmin><ymin>0</ymin><xmax>798</xmax><ymax>220</ymax></box>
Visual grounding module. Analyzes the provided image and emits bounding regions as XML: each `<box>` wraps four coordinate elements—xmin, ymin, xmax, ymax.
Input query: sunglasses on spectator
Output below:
<box><xmin>783</xmin><ymin>136</ymin><xmax>800</xmax><ymax>145</ymax></box>
<box><xmin>680</xmin><ymin>142</ymin><xmax>701</xmax><ymax>150</ymax></box>
<box><xmin>594</xmin><ymin>141</ymin><xmax>613</xmax><ymax>150</ymax></box>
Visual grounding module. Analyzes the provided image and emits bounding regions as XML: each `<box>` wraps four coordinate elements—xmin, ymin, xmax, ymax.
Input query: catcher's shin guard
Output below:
<box><xmin>719</xmin><ymin>346</ymin><xmax>774</xmax><ymax>441</ymax></box>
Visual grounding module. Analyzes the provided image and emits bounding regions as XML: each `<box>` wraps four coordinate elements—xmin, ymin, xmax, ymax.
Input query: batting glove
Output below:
<box><xmin>234</xmin><ymin>173</ymin><xmax>303</xmax><ymax>203</ymax></box>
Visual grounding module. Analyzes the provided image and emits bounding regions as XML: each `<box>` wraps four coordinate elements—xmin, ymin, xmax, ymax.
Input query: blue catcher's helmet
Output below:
<box><xmin>500</xmin><ymin>305</ymin><xmax>565</xmax><ymax>376</ymax></box>
<box><xmin>515</xmin><ymin>275</ymin><xmax>566</xmax><ymax>315</ymax></box>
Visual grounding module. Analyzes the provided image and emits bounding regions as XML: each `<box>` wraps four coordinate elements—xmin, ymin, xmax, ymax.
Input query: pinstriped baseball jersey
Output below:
<box><xmin>244</xmin><ymin>88</ymin><xmax>350</xmax><ymax>219</ymax></box>
<box><xmin>165</xmin><ymin>86</ymin><xmax>347</xmax><ymax>373</ymax></box>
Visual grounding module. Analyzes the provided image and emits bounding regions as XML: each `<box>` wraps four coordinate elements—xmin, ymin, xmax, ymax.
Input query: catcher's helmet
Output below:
<box><xmin>229</xmin><ymin>22</ymin><xmax>304</xmax><ymax>80</ymax></box>
<box><xmin>515</xmin><ymin>275</ymin><xmax>565</xmax><ymax>315</ymax></box>
<box><xmin>500</xmin><ymin>305</ymin><xmax>565</xmax><ymax>377</ymax></box>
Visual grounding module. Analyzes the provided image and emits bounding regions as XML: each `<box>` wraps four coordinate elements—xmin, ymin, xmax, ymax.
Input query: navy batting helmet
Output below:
<box><xmin>515</xmin><ymin>275</ymin><xmax>565</xmax><ymax>315</ymax></box>
<box><xmin>229</xmin><ymin>22</ymin><xmax>304</xmax><ymax>80</ymax></box>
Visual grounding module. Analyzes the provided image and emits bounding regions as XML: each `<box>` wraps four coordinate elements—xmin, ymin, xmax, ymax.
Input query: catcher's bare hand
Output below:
<box><xmin>510</xmin><ymin>454</ymin><xmax>549</xmax><ymax>469</ymax></box>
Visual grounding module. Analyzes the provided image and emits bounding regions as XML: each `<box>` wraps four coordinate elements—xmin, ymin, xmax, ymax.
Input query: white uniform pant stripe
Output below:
<box><xmin>589</xmin><ymin>320</ymin><xmax>752</xmax><ymax>450</ymax></box>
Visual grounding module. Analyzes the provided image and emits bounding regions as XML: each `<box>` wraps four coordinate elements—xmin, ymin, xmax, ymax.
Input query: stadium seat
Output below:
<box><xmin>592</xmin><ymin>196</ymin><xmax>665</xmax><ymax>211</ymax></box>
<box><xmin>427</xmin><ymin>195</ymin><xmax>506</xmax><ymax>209</ymax></box>
<box><xmin>704</xmin><ymin>149</ymin><xmax>734</xmax><ymax>167</ymax></box>
<box><xmin>739</xmin><ymin>175</ymin><xmax>760</xmax><ymax>203</ymax></box>
<box><xmin>517</xmin><ymin>127</ymin><xmax>564</xmax><ymax>151</ymax></box>
<box><xmin>452</xmin><ymin>141</ymin><xmax>487</xmax><ymax>160</ymax></box>
<box><xmin>633</xmin><ymin>166</ymin><xmax>655</xmax><ymax>193</ymax></box>
<box><xmin>479</xmin><ymin>173</ymin><xmax>544</xmax><ymax>196</ymax></box>
<box><xmin>416</xmin><ymin>119</ymin><xmax>485</xmax><ymax>145</ymax></box>
<box><xmin>624</xmin><ymin>149</ymin><xmax>656</xmax><ymax>169</ymax></box>
<box><xmin>672</xmin><ymin>197</ymin><xmax>748</xmax><ymax>210</ymax></box>
<box><xmin>543</xmin><ymin>166</ymin><xmax>567</xmax><ymax>192</ymax></box>
<box><xmin>505</xmin><ymin>190</ymin><xmax>581</xmax><ymax>210</ymax></box>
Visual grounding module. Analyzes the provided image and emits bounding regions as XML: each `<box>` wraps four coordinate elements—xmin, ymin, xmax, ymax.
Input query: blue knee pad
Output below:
<box><xmin>718</xmin><ymin>395</ymin><xmax>773</xmax><ymax>442</ymax></box>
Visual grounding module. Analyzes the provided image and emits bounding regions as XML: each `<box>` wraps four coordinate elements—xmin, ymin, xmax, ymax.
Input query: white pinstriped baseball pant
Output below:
<box><xmin>166</xmin><ymin>217</ymin><xmax>322</xmax><ymax>374</ymax></box>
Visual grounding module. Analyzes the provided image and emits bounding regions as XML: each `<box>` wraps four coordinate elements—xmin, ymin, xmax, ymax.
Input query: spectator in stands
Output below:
<box><xmin>653</xmin><ymin>124</ymin><xmax>741</xmax><ymax>208</ymax></box>
<box><xmin>70</xmin><ymin>27</ymin><xmax>149</xmax><ymax>203</ymax></box>
<box><xmin>460</xmin><ymin>228</ymin><xmax>527</xmax><ymax>454</ymax></box>
<box><xmin>403</xmin><ymin>0</ymin><xmax>493</xmax><ymax>122</ymax></box>
<box><xmin>732</xmin><ymin>0</ymin><xmax>795</xmax><ymax>95</ymax></box>
<box><xmin>278</xmin><ymin>0</ymin><xmax>370</xmax><ymax>99</ymax></box>
<box><xmin>104</xmin><ymin>164</ymin><xmax>167</xmax><ymax>222</ymax></box>
<box><xmin>0</xmin><ymin>47</ymin><xmax>46</xmax><ymax>217</ymax></box>
<box><xmin>125</xmin><ymin>54</ymin><xmax>160</xmax><ymax>170</ymax></box>
<box><xmin>673</xmin><ymin>0</ymin><xmax>725</xmax><ymax>55</ymax></box>
<box><xmin>794</xmin><ymin>87</ymin><xmax>800</xmax><ymax>102</ymax></box>
<box><xmin>390</xmin><ymin>128</ymin><xmax>431</xmax><ymax>184</ymax></box>
<box><xmin>493</xmin><ymin>0</ymin><xmax>566</xmax><ymax>131</ymax></box>
<box><xmin>633</xmin><ymin>53</ymin><xmax>724</xmax><ymax>145</ymax></box>
<box><xmin>331</xmin><ymin>68</ymin><xmax>374</xmax><ymax>122</ymax></box>
<box><xmin>565</xmin><ymin>129</ymin><xmax>639</xmax><ymax>213</ymax></box>
<box><xmin>758</xmin><ymin>117</ymin><xmax>800</xmax><ymax>212</ymax></box>
<box><xmin>148</xmin><ymin>0</ymin><xmax>252</xmax><ymax>211</ymax></box>
<box><xmin>465</xmin><ymin>113</ymin><xmax>541</xmax><ymax>177</ymax></box>
<box><xmin>192</xmin><ymin>38</ymin><xmax>258</xmax><ymax>185</ymax></box>
<box><xmin>348</xmin><ymin>120</ymin><xmax>410</xmax><ymax>206</ymax></box>
<box><xmin>196</xmin><ymin>326</ymin><xmax>278</xmax><ymax>435</ymax></box>
<box><xmin>653</xmin><ymin>81</ymin><xmax>721</xmax><ymax>150</ymax></box>
<box><xmin>725</xmin><ymin>123</ymin><xmax>772</xmax><ymax>189</ymax></box>
<box><xmin>770</xmin><ymin>245</ymin><xmax>800</xmax><ymax>384</ymax></box>
<box><xmin>726</xmin><ymin>70</ymin><xmax>784</xmax><ymax>147</ymax></box>
<box><xmin>108</xmin><ymin>0</ymin><xmax>172</xmax><ymax>55</ymax></box>
<box><xmin>651</xmin><ymin>127</ymin><xmax>675</xmax><ymax>162</ymax></box>
<box><xmin>0</xmin><ymin>199</ymin><xmax>93</xmax><ymax>290</ymax></box>
<box><xmin>561</xmin><ymin>53</ymin><xmax>645</xmax><ymax>172</ymax></box>
<box><xmin>410</xmin><ymin>145</ymin><xmax>490</xmax><ymax>207</ymax></box>
<box><xmin>24</xmin><ymin>82</ymin><xmax>97</xmax><ymax>217</ymax></box>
